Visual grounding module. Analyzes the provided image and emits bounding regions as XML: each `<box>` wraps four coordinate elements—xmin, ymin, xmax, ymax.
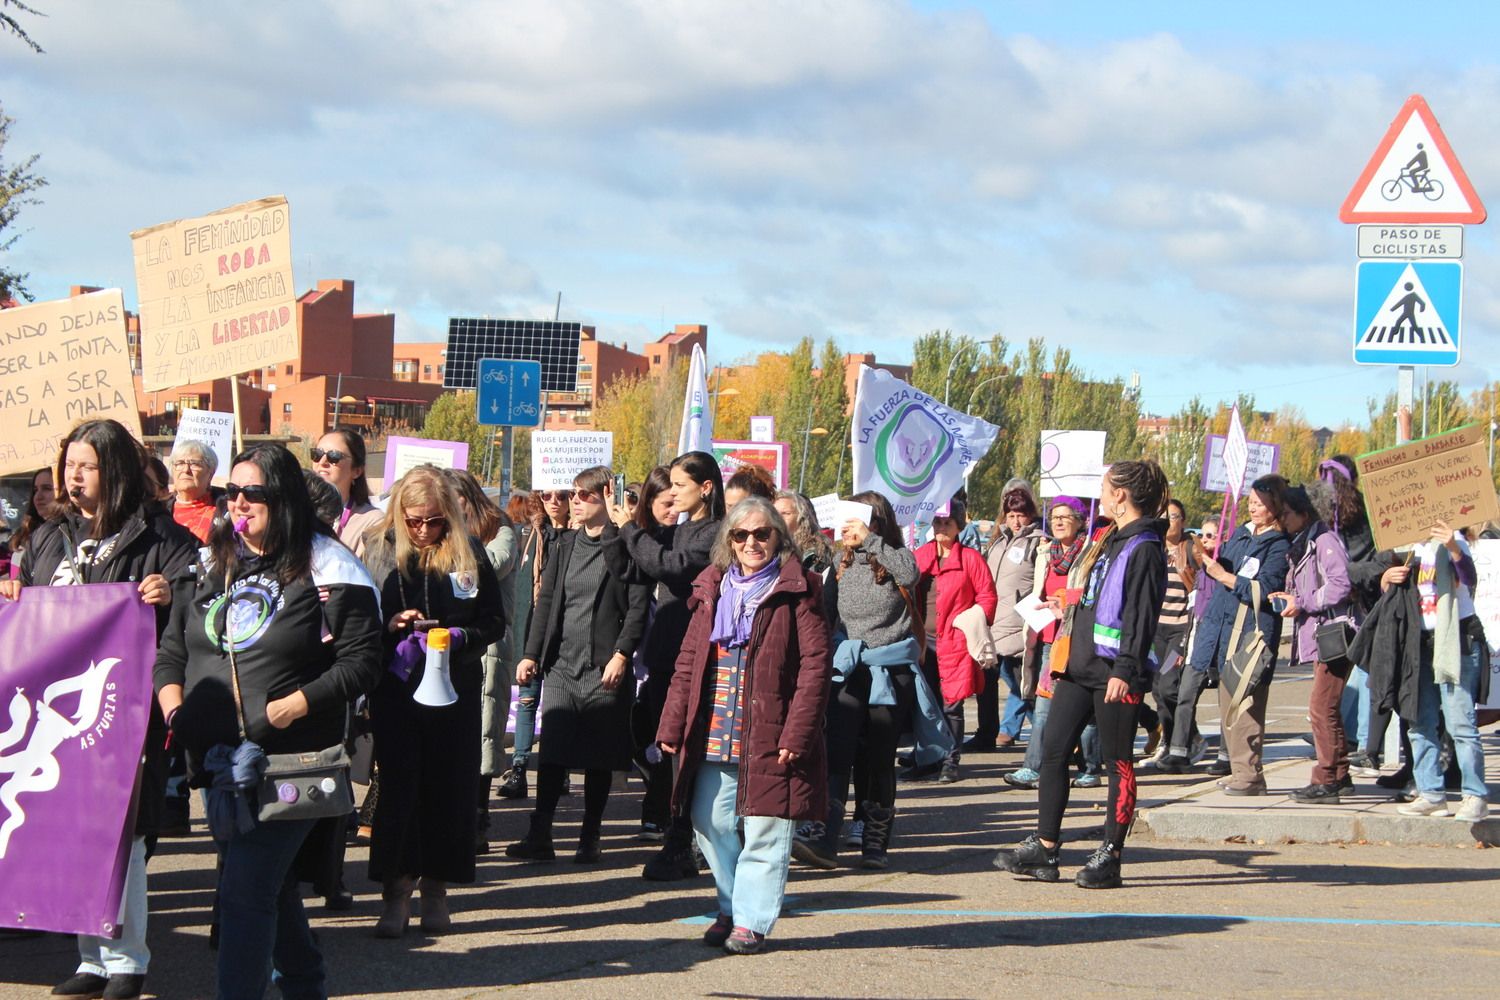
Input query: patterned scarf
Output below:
<box><xmin>711</xmin><ymin>558</ymin><xmax>781</xmax><ymax>649</ymax></box>
<box><xmin>1049</xmin><ymin>535</ymin><xmax>1085</xmax><ymax>577</ymax></box>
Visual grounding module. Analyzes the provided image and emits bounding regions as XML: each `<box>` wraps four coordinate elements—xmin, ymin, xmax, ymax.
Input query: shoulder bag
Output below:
<box><xmin>225</xmin><ymin>569</ymin><xmax>354</xmax><ymax>823</ymax></box>
<box><xmin>1220</xmin><ymin>579</ymin><xmax>1273</xmax><ymax>728</ymax></box>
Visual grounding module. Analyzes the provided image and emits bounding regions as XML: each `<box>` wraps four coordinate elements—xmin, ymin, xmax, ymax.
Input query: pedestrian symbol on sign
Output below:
<box><xmin>1353</xmin><ymin>260</ymin><xmax>1462</xmax><ymax>367</ymax></box>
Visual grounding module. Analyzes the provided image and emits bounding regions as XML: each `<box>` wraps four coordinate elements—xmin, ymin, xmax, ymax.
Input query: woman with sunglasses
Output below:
<box><xmin>312</xmin><ymin>427</ymin><xmax>383</xmax><ymax>558</ymax></box>
<box><xmin>4</xmin><ymin>419</ymin><xmax>198</xmax><ymax>1000</ymax></box>
<box><xmin>497</xmin><ymin>486</ymin><xmax>573</xmax><ymax>800</ymax></box>
<box><xmin>602</xmin><ymin>450</ymin><xmax>726</xmax><ymax>879</ymax></box>
<box><xmin>362</xmin><ymin>466</ymin><xmax>505</xmax><ymax>937</ymax></box>
<box><xmin>153</xmin><ymin>444</ymin><xmax>382</xmax><ymax>999</ymax></box>
<box><xmin>658</xmin><ymin>497</ymin><xmax>831</xmax><ymax>954</ymax></box>
<box><xmin>507</xmin><ymin>466</ymin><xmax>651</xmax><ymax>863</ymax></box>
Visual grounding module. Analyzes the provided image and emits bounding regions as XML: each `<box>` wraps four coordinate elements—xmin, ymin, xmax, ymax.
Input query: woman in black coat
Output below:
<box><xmin>363</xmin><ymin>465</ymin><xmax>504</xmax><ymax>938</ymax></box>
<box><xmin>507</xmin><ymin>465</ymin><xmax>651</xmax><ymax>864</ymax></box>
<box><xmin>602</xmin><ymin>449</ymin><xmax>725</xmax><ymax>879</ymax></box>
<box><xmin>8</xmin><ymin>419</ymin><xmax>197</xmax><ymax>1000</ymax></box>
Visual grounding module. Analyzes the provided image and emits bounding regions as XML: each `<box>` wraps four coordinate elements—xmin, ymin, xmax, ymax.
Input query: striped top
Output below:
<box><xmin>1159</xmin><ymin>557</ymin><xmax>1191</xmax><ymax>629</ymax></box>
<box><xmin>704</xmin><ymin>644</ymin><xmax>748</xmax><ymax>763</ymax></box>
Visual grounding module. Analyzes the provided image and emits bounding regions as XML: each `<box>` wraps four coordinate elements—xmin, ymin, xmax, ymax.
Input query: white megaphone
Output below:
<box><xmin>413</xmin><ymin>627</ymin><xmax>459</xmax><ymax>707</ymax></box>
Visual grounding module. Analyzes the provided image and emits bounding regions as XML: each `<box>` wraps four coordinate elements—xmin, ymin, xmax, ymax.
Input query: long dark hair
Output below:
<box><xmin>12</xmin><ymin>467</ymin><xmax>52</xmax><ymax>553</ymax></box>
<box><xmin>635</xmin><ymin>465</ymin><xmax>673</xmax><ymax>530</ymax></box>
<box><xmin>1323</xmin><ymin>454</ymin><xmax>1366</xmax><ymax>530</ymax></box>
<box><xmin>56</xmin><ymin>419</ymin><xmax>148</xmax><ymax>539</ymax></box>
<box><xmin>671</xmin><ymin>450</ymin><xmax>726</xmax><ymax>521</ymax></box>
<box><xmin>326</xmin><ymin>426</ymin><xmax>371</xmax><ymax>507</ymax></box>
<box><xmin>837</xmin><ymin>490</ymin><xmax>905</xmax><ymax>585</ymax></box>
<box><xmin>210</xmin><ymin>444</ymin><xmax>327</xmax><ymax>584</ymax></box>
<box><xmin>1108</xmin><ymin>459</ymin><xmax>1171</xmax><ymax>518</ymax></box>
<box><xmin>443</xmin><ymin>467</ymin><xmax>506</xmax><ymax>544</ymax></box>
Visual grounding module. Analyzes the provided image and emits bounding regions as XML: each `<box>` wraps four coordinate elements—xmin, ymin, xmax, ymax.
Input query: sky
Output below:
<box><xmin>3</xmin><ymin>0</ymin><xmax>1500</xmax><ymax>429</ymax></box>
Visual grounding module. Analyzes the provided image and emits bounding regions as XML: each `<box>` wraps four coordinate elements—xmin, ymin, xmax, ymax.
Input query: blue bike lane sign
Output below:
<box><xmin>477</xmin><ymin>358</ymin><xmax>542</xmax><ymax>426</ymax></box>
<box><xmin>1353</xmin><ymin>261</ymin><xmax>1461</xmax><ymax>367</ymax></box>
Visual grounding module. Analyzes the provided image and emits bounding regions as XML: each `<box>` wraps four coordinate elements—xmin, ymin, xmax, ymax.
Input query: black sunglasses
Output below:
<box><xmin>729</xmin><ymin>527</ymin><xmax>777</xmax><ymax>544</ymax></box>
<box><xmin>225</xmin><ymin>483</ymin><xmax>272</xmax><ymax>504</ymax></box>
<box><xmin>310</xmin><ymin>447</ymin><xmax>349</xmax><ymax>464</ymax></box>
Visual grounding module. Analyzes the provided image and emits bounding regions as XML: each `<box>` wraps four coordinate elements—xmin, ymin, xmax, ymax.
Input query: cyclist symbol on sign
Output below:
<box><xmin>1382</xmin><ymin>143</ymin><xmax>1444</xmax><ymax>201</ymax></box>
<box><xmin>1389</xmin><ymin>282</ymin><xmax>1426</xmax><ymax>339</ymax></box>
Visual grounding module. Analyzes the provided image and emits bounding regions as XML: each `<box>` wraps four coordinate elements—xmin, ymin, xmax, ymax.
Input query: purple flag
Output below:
<box><xmin>0</xmin><ymin>583</ymin><xmax>157</xmax><ymax>936</ymax></box>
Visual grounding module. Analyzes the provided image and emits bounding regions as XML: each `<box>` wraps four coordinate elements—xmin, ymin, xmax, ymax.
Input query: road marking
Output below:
<box><xmin>684</xmin><ymin>907</ymin><xmax>1500</xmax><ymax>930</ymax></box>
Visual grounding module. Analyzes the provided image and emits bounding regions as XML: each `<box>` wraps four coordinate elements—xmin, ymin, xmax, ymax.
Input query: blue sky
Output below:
<box><xmin>3</xmin><ymin>1</ymin><xmax>1498</xmax><ymax>428</ymax></box>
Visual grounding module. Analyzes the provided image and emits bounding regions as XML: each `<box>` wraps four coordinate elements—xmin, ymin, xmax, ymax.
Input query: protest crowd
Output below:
<box><xmin>0</xmin><ymin>410</ymin><xmax>1493</xmax><ymax>1000</ymax></box>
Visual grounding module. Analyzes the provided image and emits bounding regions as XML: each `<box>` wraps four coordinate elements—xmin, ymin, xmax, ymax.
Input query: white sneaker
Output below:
<box><xmin>1454</xmin><ymin>796</ymin><xmax>1490</xmax><ymax>823</ymax></box>
<box><xmin>1397</xmin><ymin>797</ymin><xmax>1451</xmax><ymax>817</ymax></box>
<box><xmin>844</xmin><ymin>819</ymin><xmax>864</xmax><ymax>848</ymax></box>
<box><xmin>1189</xmin><ymin>735</ymin><xmax>1209</xmax><ymax>765</ymax></box>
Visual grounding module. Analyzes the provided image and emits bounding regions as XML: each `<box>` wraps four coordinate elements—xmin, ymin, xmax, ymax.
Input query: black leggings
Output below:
<box><xmin>826</xmin><ymin>666</ymin><xmax>916</xmax><ymax>810</ymax></box>
<box><xmin>536</xmin><ymin>765</ymin><xmax>612</xmax><ymax>824</ymax></box>
<box><xmin>1038</xmin><ymin>676</ymin><xmax>1140</xmax><ymax>852</ymax></box>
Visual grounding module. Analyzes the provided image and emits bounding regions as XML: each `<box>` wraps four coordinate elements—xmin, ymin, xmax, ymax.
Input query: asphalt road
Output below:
<box><xmin>4</xmin><ymin>676</ymin><xmax>1499</xmax><ymax>999</ymax></box>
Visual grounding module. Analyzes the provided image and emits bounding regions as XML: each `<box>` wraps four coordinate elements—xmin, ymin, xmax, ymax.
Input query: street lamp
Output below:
<box><xmin>943</xmin><ymin>335</ymin><xmax>1000</xmax><ymax>406</ymax></box>
<box><xmin>799</xmin><ymin>425</ymin><xmax>828</xmax><ymax>492</ymax></box>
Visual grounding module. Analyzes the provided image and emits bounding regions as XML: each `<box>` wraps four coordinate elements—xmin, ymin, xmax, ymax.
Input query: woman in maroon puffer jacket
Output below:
<box><xmin>658</xmin><ymin>496</ymin><xmax>831</xmax><ymax>956</ymax></box>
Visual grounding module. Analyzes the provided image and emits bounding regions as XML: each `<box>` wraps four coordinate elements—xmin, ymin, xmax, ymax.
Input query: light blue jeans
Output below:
<box><xmin>1021</xmin><ymin>694</ymin><xmax>1053</xmax><ymax>772</ymax></box>
<box><xmin>999</xmin><ymin>656</ymin><xmax>1033</xmax><ymax>740</ymax></box>
<box><xmin>77</xmin><ymin>836</ymin><xmax>149</xmax><ymax>976</ymax></box>
<box><xmin>1340</xmin><ymin>665</ymin><xmax>1371</xmax><ymax>749</ymax></box>
<box><xmin>691</xmin><ymin>762</ymin><xmax>795</xmax><ymax>936</ymax></box>
<box><xmin>1410</xmin><ymin>646</ymin><xmax>1488</xmax><ymax>802</ymax></box>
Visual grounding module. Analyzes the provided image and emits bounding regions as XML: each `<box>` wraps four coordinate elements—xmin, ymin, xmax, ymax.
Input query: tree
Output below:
<box><xmin>1</xmin><ymin>1</ymin><xmax>42</xmax><ymax>53</ymax></box>
<box><xmin>417</xmin><ymin>391</ymin><xmax>496</xmax><ymax>481</ymax></box>
<box><xmin>1</xmin><ymin>105</ymin><xmax>47</xmax><ymax>302</ymax></box>
<box><xmin>593</xmin><ymin>359</ymin><xmax>689</xmax><ymax>481</ymax></box>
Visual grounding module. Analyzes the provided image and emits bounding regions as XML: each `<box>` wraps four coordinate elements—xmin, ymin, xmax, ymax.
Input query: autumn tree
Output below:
<box><xmin>1</xmin><ymin>105</ymin><xmax>47</xmax><ymax>302</ymax></box>
<box><xmin>417</xmin><ymin>391</ymin><xmax>495</xmax><ymax>481</ymax></box>
<box><xmin>593</xmin><ymin>359</ymin><xmax>688</xmax><ymax>481</ymax></box>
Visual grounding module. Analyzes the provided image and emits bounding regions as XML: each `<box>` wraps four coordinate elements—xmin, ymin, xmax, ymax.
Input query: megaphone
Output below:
<box><xmin>413</xmin><ymin>627</ymin><xmax>459</xmax><ymax>707</ymax></box>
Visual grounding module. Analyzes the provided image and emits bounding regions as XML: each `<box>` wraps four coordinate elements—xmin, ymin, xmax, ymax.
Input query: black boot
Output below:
<box><xmin>1075</xmin><ymin>844</ymin><xmax>1123</xmax><ymax>889</ymax></box>
<box><xmin>574</xmin><ymin>815</ymin><xmax>602</xmax><ymax>864</ymax></box>
<box><xmin>993</xmin><ymin>833</ymin><xmax>1060</xmax><ymax>882</ymax></box>
<box><xmin>504</xmin><ymin>811</ymin><xmax>556</xmax><ymax>861</ymax></box>
<box><xmin>792</xmin><ymin>799</ymin><xmax>843</xmax><ymax>870</ymax></box>
<box><xmin>498</xmin><ymin>765</ymin><xmax>528</xmax><ymax>800</ymax></box>
<box><xmin>642</xmin><ymin>820</ymin><xmax>700</xmax><ymax>881</ymax></box>
<box><xmin>475</xmin><ymin>778</ymin><xmax>492</xmax><ymax>854</ymax></box>
<box><xmin>859</xmin><ymin>801</ymin><xmax>894</xmax><ymax>870</ymax></box>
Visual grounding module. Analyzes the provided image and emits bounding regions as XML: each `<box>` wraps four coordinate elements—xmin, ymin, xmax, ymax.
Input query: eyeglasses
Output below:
<box><xmin>309</xmin><ymin>448</ymin><xmax>348</xmax><ymax>464</ymax></box>
<box><xmin>1167</xmin><ymin>513</ymin><xmax>1184</xmax><ymax>521</ymax></box>
<box><xmin>729</xmin><ymin>527</ymin><xmax>777</xmax><ymax>544</ymax></box>
<box><xmin>225</xmin><ymin>483</ymin><xmax>271</xmax><ymax>504</ymax></box>
<box><xmin>172</xmin><ymin>460</ymin><xmax>207</xmax><ymax>471</ymax></box>
<box><xmin>625</xmin><ymin>491</ymin><xmax>639</xmax><ymax>504</ymax></box>
<box><xmin>539</xmin><ymin>490</ymin><xmax>573</xmax><ymax>502</ymax></box>
<box><xmin>572</xmin><ymin>489</ymin><xmax>602</xmax><ymax>504</ymax></box>
<box><xmin>404</xmin><ymin>514</ymin><xmax>448</xmax><ymax>532</ymax></box>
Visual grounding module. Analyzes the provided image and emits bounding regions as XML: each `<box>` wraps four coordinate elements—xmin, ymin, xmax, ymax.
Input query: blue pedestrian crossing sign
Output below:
<box><xmin>477</xmin><ymin>358</ymin><xmax>542</xmax><ymax>426</ymax></box>
<box><xmin>1353</xmin><ymin>260</ymin><xmax>1462</xmax><ymax>366</ymax></box>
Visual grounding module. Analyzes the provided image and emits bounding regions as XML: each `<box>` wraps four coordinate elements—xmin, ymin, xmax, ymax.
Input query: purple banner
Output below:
<box><xmin>0</xmin><ymin>583</ymin><xmax>157</xmax><ymax>936</ymax></box>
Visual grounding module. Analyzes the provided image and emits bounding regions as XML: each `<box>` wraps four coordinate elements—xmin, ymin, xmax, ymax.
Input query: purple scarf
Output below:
<box><xmin>711</xmin><ymin>558</ymin><xmax>781</xmax><ymax>649</ymax></box>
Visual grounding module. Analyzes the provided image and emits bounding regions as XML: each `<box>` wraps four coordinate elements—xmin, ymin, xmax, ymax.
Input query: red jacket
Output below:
<box><xmin>915</xmin><ymin>540</ymin><xmax>998</xmax><ymax>702</ymax></box>
<box><xmin>657</xmin><ymin>556</ymin><xmax>832</xmax><ymax>822</ymax></box>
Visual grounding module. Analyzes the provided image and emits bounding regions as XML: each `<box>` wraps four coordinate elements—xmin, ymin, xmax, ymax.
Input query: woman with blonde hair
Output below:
<box><xmin>363</xmin><ymin>466</ymin><xmax>505</xmax><ymax>937</ymax></box>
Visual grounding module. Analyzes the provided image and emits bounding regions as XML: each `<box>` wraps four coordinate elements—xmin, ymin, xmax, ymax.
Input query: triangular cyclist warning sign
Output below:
<box><xmin>1353</xmin><ymin>261</ymin><xmax>1462</xmax><ymax>366</ymax></box>
<box><xmin>1341</xmin><ymin>95</ymin><xmax>1485</xmax><ymax>223</ymax></box>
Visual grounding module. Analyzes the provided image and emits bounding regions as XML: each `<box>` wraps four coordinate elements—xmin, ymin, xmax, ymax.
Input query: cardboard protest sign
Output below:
<box><xmin>1038</xmin><ymin>430</ymin><xmax>1106</xmax><ymax>498</ymax></box>
<box><xmin>531</xmin><ymin>431</ymin><xmax>613</xmax><ymax>490</ymax></box>
<box><xmin>171</xmin><ymin>409</ymin><xmax>235</xmax><ymax>485</ymax></box>
<box><xmin>712</xmin><ymin>440</ymin><xmax>788</xmax><ymax>489</ymax></box>
<box><xmin>1357</xmin><ymin>423</ymin><xmax>1500</xmax><ymax>551</ymax></box>
<box><xmin>1201</xmin><ymin>434</ymin><xmax>1280</xmax><ymax>494</ymax></box>
<box><xmin>131</xmin><ymin>195</ymin><xmax>298</xmax><ymax>392</ymax></box>
<box><xmin>0</xmin><ymin>290</ymin><xmax>141</xmax><ymax>478</ymax></box>
<box><xmin>382</xmin><ymin>436</ymin><xmax>470</xmax><ymax>486</ymax></box>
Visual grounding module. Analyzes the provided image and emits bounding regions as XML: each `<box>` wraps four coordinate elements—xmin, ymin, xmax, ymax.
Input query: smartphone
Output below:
<box><xmin>1269</xmin><ymin>595</ymin><xmax>1288</xmax><ymax>614</ymax></box>
<box><xmin>612</xmin><ymin>473</ymin><xmax>626</xmax><ymax>502</ymax></box>
<box><xmin>413</xmin><ymin>618</ymin><xmax>439</xmax><ymax>632</ymax></box>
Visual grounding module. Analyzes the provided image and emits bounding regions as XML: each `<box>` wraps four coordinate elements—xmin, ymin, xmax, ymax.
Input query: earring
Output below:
<box><xmin>1113</xmin><ymin>504</ymin><xmax>1126</xmax><ymax>517</ymax></box>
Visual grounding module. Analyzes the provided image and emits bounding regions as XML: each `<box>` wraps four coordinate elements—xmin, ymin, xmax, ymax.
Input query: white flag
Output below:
<box><xmin>677</xmin><ymin>342</ymin><xmax>710</xmax><ymax>456</ymax></box>
<box><xmin>1223</xmin><ymin>404</ymin><xmax>1250</xmax><ymax>501</ymax></box>
<box><xmin>851</xmin><ymin>365</ymin><xmax>999</xmax><ymax>526</ymax></box>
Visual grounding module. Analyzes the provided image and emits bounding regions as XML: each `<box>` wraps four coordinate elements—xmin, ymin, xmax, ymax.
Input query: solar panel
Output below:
<box><xmin>444</xmin><ymin>319</ymin><xmax>581</xmax><ymax>392</ymax></box>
